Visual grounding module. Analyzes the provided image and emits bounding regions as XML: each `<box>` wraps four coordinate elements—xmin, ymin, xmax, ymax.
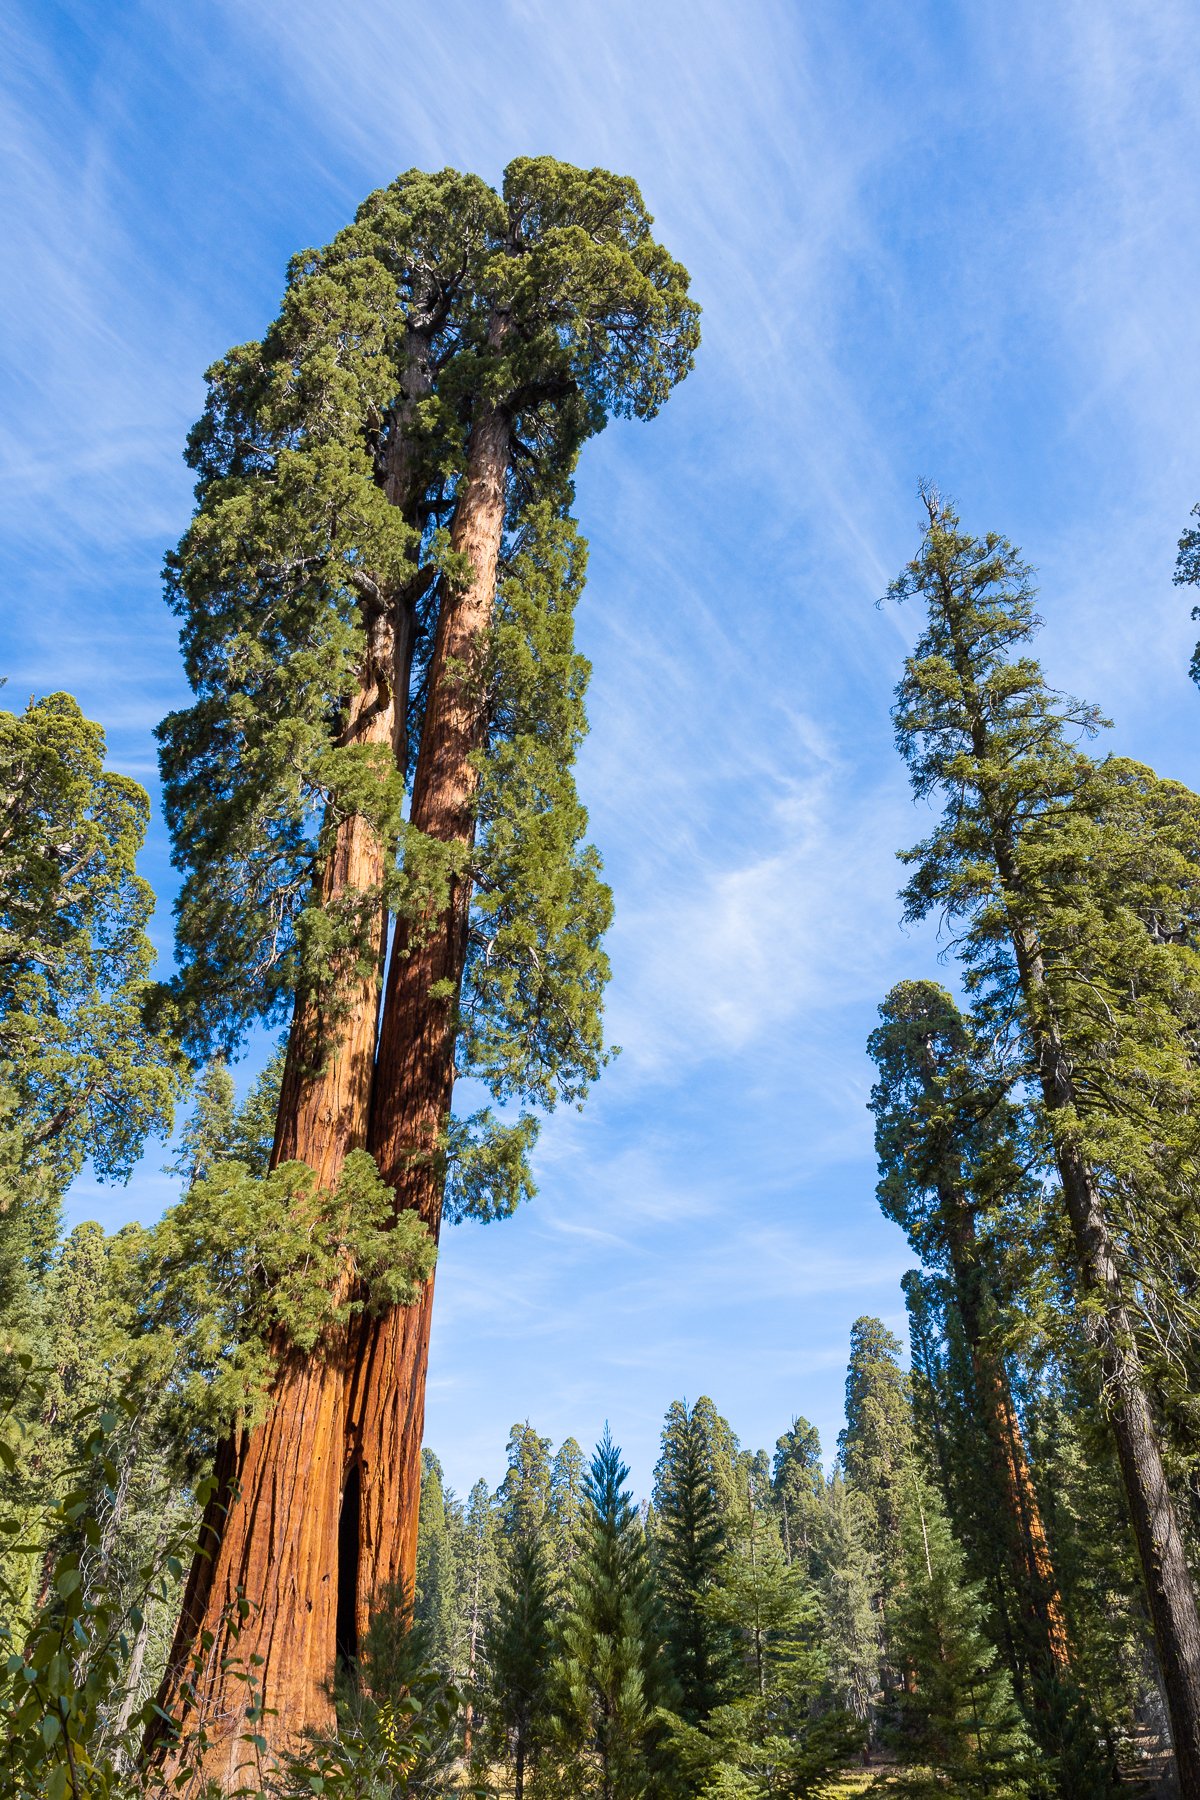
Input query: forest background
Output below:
<box><xmin>3</xmin><ymin>0</ymin><xmax>1200</xmax><ymax>1504</ymax></box>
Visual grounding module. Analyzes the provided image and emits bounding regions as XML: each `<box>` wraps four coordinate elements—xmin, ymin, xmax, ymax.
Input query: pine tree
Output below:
<box><xmin>675</xmin><ymin>1474</ymin><xmax>857</xmax><ymax>1795</ymax></box>
<box><xmin>483</xmin><ymin>1531</ymin><xmax>556</xmax><ymax>1799</ymax></box>
<box><xmin>558</xmin><ymin>1429</ymin><xmax>670</xmax><ymax>1800</ymax></box>
<box><xmin>811</xmin><ymin>1471</ymin><xmax>878</xmax><ymax>1726</ymax></box>
<box><xmin>652</xmin><ymin>1398</ymin><xmax>737</xmax><ymax>1723</ymax></box>
<box><xmin>497</xmin><ymin>1422</ymin><xmax>554</xmax><ymax>1542</ymax></box>
<box><xmin>153</xmin><ymin>160</ymin><xmax>697</xmax><ymax>1778</ymax></box>
<box><xmin>549</xmin><ymin>1436</ymin><xmax>587</xmax><ymax>1583</ymax></box>
<box><xmin>887</xmin><ymin>1473</ymin><xmax>1041</xmax><ymax>1797</ymax></box>
<box><xmin>166</xmin><ymin>1057</ymin><xmax>236</xmax><ymax>1188</ymax></box>
<box><xmin>839</xmin><ymin>1318</ymin><xmax>913</xmax><ymax>1633</ymax></box>
<box><xmin>456</xmin><ymin>1476</ymin><xmax>500</xmax><ymax>1748</ymax></box>
<box><xmin>414</xmin><ymin>1450</ymin><xmax>461</xmax><ymax>1672</ymax></box>
<box><xmin>888</xmin><ymin>487</ymin><xmax>1200</xmax><ymax>1787</ymax></box>
<box><xmin>772</xmin><ymin>1416</ymin><xmax>823</xmax><ymax>1572</ymax></box>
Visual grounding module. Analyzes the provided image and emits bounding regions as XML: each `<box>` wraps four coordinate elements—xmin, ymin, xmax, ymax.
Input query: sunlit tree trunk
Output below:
<box><xmin>352</xmin><ymin>391</ymin><xmax>512</xmax><ymax>1632</ymax></box>
<box><xmin>149</xmin><ymin>623</ymin><xmax>396</xmax><ymax>1790</ymax></box>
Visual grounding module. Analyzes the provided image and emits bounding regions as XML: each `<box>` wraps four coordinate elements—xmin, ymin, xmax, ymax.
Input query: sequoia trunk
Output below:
<box><xmin>352</xmin><ymin>394</ymin><xmax>512</xmax><ymax>1630</ymax></box>
<box><xmin>150</xmin><ymin>620</ymin><xmax>396</xmax><ymax>1792</ymax></box>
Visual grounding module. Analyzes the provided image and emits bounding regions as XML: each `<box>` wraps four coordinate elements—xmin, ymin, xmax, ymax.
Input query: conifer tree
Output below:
<box><xmin>772</xmin><ymin>1416</ymin><xmax>824</xmax><ymax>1571</ymax></box>
<box><xmin>165</xmin><ymin>1058</ymin><xmax>236</xmax><ymax>1189</ymax></box>
<box><xmin>868</xmin><ymin>983</ymin><xmax>1075</xmax><ymax>1720</ymax></box>
<box><xmin>414</xmin><ymin>1450</ymin><xmax>461</xmax><ymax>1671</ymax></box>
<box><xmin>353</xmin><ymin>157</ymin><xmax>699</xmax><ymax>1649</ymax></box>
<box><xmin>887</xmin><ymin>1473</ymin><xmax>1041</xmax><ymax>1796</ymax></box>
<box><xmin>839</xmin><ymin>1318</ymin><xmax>913</xmax><ymax>1637</ymax></box>
<box><xmin>497</xmin><ymin>1422</ymin><xmax>554</xmax><ymax>1541</ymax></box>
<box><xmin>483</xmin><ymin>1531</ymin><xmax>556</xmax><ymax>1799</ymax></box>
<box><xmin>675</xmin><ymin>1474</ymin><xmax>857</xmax><ymax>1795</ymax></box>
<box><xmin>549</xmin><ymin>1436</ymin><xmax>587</xmax><ymax>1583</ymax></box>
<box><xmin>558</xmin><ymin>1430</ymin><xmax>670</xmax><ymax>1800</ymax></box>
<box><xmin>0</xmin><ymin>689</ymin><xmax>179</xmax><ymax>1246</ymax></box>
<box><xmin>888</xmin><ymin>487</ymin><xmax>1200</xmax><ymax>1788</ymax></box>
<box><xmin>153</xmin><ymin>160</ymin><xmax>697</xmax><ymax>1777</ymax></box>
<box><xmin>652</xmin><ymin>1398</ymin><xmax>736</xmax><ymax>1723</ymax></box>
<box><xmin>811</xmin><ymin>1472</ymin><xmax>878</xmax><ymax>1727</ymax></box>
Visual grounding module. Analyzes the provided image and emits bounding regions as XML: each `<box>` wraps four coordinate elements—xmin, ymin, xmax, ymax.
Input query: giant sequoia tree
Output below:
<box><xmin>151</xmin><ymin>161</ymin><xmax>697</xmax><ymax>1783</ymax></box>
<box><xmin>889</xmin><ymin>489</ymin><xmax>1200</xmax><ymax>1792</ymax></box>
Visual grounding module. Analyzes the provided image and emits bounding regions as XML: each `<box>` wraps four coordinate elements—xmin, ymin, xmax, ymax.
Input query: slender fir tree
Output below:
<box><xmin>888</xmin><ymin>487</ymin><xmax>1200</xmax><ymax>1789</ymax></box>
<box><xmin>558</xmin><ymin>1429</ymin><xmax>670</xmax><ymax>1800</ymax></box>
<box><xmin>652</xmin><ymin>1398</ymin><xmax>737</xmax><ymax>1723</ymax></box>
<box><xmin>483</xmin><ymin>1531</ymin><xmax>556</xmax><ymax>1799</ymax></box>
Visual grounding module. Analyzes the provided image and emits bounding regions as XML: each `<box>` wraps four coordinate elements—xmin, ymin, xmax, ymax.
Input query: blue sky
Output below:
<box><xmin>4</xmin><ymin>0</ymin><xmax>1200</xmax><ymax>1503</ymax></box>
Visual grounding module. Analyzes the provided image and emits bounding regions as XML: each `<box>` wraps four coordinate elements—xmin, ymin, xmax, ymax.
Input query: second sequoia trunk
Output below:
<box><xmin>353</xmin><ymin>398</ymin><xmax>512</xmax><ymax>1627</ymax></box>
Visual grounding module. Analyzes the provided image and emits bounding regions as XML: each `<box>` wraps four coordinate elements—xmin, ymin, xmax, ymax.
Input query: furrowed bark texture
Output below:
<box><xmin>353</xmin><ymin>396</ymin><xmax>513</xmax><ymax>1631</ymax></box>
<box><xmin>151</xmin><ymin>624</ymin><xmax>396</xmax><ymax>1793</ymax></box>
<box><xmin>150</xmin><ymin>322</ymin><xmax>443</xmax><ymax>1787</ymax></box>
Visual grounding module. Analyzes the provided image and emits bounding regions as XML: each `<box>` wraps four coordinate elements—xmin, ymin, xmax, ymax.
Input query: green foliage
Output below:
<box><xmin>556</xmin><ymin>1429</ymin><xmax>671</xmax><ymax>1799</ymax></box>
<box><xmin>497</xmin><ymin>1423</ymin><xmax>554</xmax><ymax>1542</ymax></box>
<box><xmin>770</xmin><ymin>1419</ymin><xmax>823</xmax><ymax>1574</ymax></box>
<box><xmin>283</xmin><ymin>1596</ymin><xmax>483</xmax><ymax>1800</ymax></box>
<box><xmin>888</xmin><ymin>492</ymin><xmax>1200</xmax><ymax>1397</ymax></box>
<box><xmin>415</xmin><ymin>1453</ymin><xmax>462</xmax><ymax>1675</ymax></box>
<box><xmin>548</xmin><ymin>1438</ymin><xmax>587</xmax><ymax>1585</ymax></box>
<box><xmin>653</xmin><ymin>1399</ymin><xmax>737</xmax><ymax>1723</ymax></box>
<box><xmin>838</xmin><ymin>1318</ymin><xmax>912</xmax><ymax>1621</ymax></box>
<box><xmin>481</xmin><ymin>1532</ymin><xmax>557</xmax><ymax>1794</ymax></box>
<box><xmin>808</xmin><ymin>1475</ymin><xmax>877</xmax><ymax>1726</ymax></box>
<box><xmin>0</xmin><ymin>689</ymin><xmax>181</xmax><ymax>1192</ymax></box>
<box><xmin>1173</xmin><ymin>499</ymin><xmax>1200</xmax><ymax>686</ymax></box>
<box><xmin>133</xmin><ymin>1148</ymin><xmax>436</xmax><ymax>1433</ymax></box>
<box><xmin>0</xmin><ymin>1384</ymin><xmax>214</xmax><ymax>1799</ymax></box>
<box><xmin>884</xmin><ymin>1476</ymin><xmax>1042</xmax><ymax>1797</ymax></box>
<box><xmin>672</xmin><ymin>1486</ymin><xmax>858</xmax><ymax>1797</ymax></box>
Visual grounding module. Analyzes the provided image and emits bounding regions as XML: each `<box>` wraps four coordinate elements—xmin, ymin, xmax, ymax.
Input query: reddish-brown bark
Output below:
<box><xmin>149</xmin><ymin>316</ymin><xmax>445</xmax><ymax>1787</ymax></box>
<box><xmin>150</xmin><ymin>624</ymin><xmax>396</xmax><ymax>1792</ymax></box>
<box><xmin>351</xmin><ymin>394</ymin><xmax>513</xmax><ymax>1626</ymax></box>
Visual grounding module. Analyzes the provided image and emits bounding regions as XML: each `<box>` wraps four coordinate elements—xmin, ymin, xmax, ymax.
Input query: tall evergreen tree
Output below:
<box><xmin>772</xmin><ymin>1416</ymin><xmax>824</xmax><ymax>1571</ymax></box>
<box><xmin>549</xmin><ymin>1436</ymin><xmax>587</xmax><ymax>1584</ymax></box>
<box><xmin>839</xmin><ymin>1318</ymin><xmax>913</xmax><ymax>1631</ymax></box>
<box><xmin>483</xmin><ymin>1531</ymin><xmax>556</xmax><ymax>1799</ymax></box>
<box><xmin>811</xmin><ymin>1471</ymin><xmax>878</xmax><ymax>1727</ymax></box>
<box><xmin>153</xmin><ymin>159</ymin><xmax>697</xmax><ymax>1778</ymax></box>
<box><xmin>497</xmin><ymin>1422</ymin><xmax>554</xmax><ymax>1542</ymax></box>
<box><xmin>887</xmin><ymin>1473</ymin><xmax>1041</xmax><ymax>1797</ymax></box>
<box><xmin>414</xmin><ymin>1450</ymin><xmax>461</xmax><ymax>1671</ymax></box>
<box><xmin>558</xmin><ymin>1429</ymin><xmax>670</xmax><ymax>1800</ymax></box>
<box><xmin>868</xmin><ymin>982</ymin><xmax>1078</xmax><ymax>1736</ymax></box>
<box><xmin>888</xmin><ymin>487</ymin><xmax>1200</xmax><ymax>1788</ymax></box>
<box><xmin>652</xmin><ymin>1398</ymin><xmax>737</xmax><ymax>1723</ymax></box>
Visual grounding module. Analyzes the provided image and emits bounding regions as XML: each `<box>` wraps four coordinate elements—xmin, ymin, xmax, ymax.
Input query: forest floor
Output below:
<box><xmin>825</xmin><ymin>1767</ymin><xmax>905</xmax><ymax>1794</ymax></box>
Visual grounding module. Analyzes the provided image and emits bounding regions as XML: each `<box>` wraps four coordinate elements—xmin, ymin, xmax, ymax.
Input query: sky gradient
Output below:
<box><xmin>4</xmin><ymin>0</ymin><xmax>1200</xmax><ymax>1502</ymax></box>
